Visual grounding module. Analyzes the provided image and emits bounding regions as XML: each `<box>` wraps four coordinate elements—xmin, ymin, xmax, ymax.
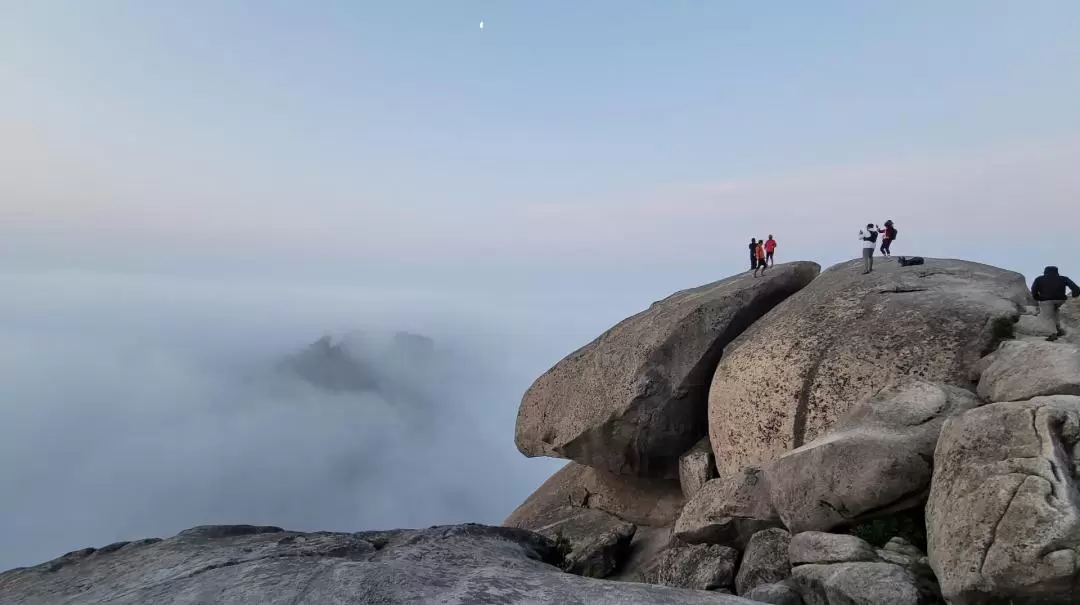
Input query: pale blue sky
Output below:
<box><xmin>3</xmin><ymin>1</ymin><xmax>1079</xmax><ymax>296</ymax></box>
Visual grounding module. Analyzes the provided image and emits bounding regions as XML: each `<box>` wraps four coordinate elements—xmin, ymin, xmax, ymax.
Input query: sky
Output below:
<box><xmin>1</xmin><ymin>0</ymin><xmax>1079</xmax><ymax>570</ymax></box>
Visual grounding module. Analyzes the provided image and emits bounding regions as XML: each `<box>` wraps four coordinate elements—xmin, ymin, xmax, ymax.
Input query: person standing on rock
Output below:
<box><xmin>859</xmin><ymin>224</ymin><xmax>878</xmax><ymax>274</ymax></box>
<box><xmin>753</xmin><ymin>239</ymin><xmax>768</xmax><ymax>277</ymax></box>
<box><xmin>878</xmin><ymin>220</ymin><xmax>897</xmax><ymax>258</ymax></box>
<box><xmin>765</xmin><ymin>234</ymin><xmax>777</xmax><ymax>267</ymax></box>
<box><xmin>1031</xmin><ymin>266</ymin><xmax>1080</xmax><ymax>339</ymax></box>
<box><xmin>749</xmin><ymin>238</ymin><xmax>759</xmax><ymax>271</ymax></box>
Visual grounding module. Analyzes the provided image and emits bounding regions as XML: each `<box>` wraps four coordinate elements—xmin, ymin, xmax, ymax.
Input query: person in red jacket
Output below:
<box><xmin>764</xmin><ymin>235</ymin><xmax>777</xmax><ymax>267</ymax></box>
<box><xmin>753</xmin><ymin>239</ymin><xmax>768</xmax><ymax>277</ymax></box>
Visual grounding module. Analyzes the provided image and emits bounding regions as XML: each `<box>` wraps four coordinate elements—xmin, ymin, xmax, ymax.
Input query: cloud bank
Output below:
<box><xmin>0</xmin><ymin>270</ymin><xmax>573</xmax><ymax>571</ymax></box>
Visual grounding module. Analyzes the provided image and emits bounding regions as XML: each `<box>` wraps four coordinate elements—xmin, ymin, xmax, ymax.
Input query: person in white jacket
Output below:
<box><xmin>859</xmin><ymin>224</ymin><xmax>879</xmax><ymax>274</ymax></box>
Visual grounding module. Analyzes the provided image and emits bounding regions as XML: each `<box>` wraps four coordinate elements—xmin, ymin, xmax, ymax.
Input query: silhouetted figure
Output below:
<box><xmin>859</xmin><ymin>223</ymin><xmax>878</xmax><ymax>274</ymax></box>
<box><xmin>765</xmin><ymin>234</ymin><xmax>777</xmax><ymax>267</ymax></box>
<box><xmin>748</xmin><ymin>238</ymin><xmax>758</xmax><ymax>271</ymax></box>
<box><xmin>1032</xmin><ymin>266</ymin><xmax>1080</xmax><ymax>339</ymax></box>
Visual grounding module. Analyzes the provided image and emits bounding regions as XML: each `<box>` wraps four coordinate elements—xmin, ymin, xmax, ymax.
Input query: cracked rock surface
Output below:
<box><xmin>927</xmin><ymin>396</ymin><xmax>1080</xmax><ymax>604</ymax></box>
<box><xmin>0</xmin><ymin>524</ymin><xmax>762</xmax><ymax>605</ymax></box>
<box><xmin>770</xmin><ymin>379</ymin><xmax>981</xmax><ymax>533</ymax></box>
<box><xmin>708</xmin><ymin>258</ymin><xmax>1030</xmax><ymax>475</ymax></box>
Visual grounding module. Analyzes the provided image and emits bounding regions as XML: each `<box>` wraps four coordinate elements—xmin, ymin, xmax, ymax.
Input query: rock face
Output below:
<box><xmin>0</xmin><ymin>524</ymin><xmax>763</xmax><ymax>605</ymax></box>
<box><xmin>927</xmin><ymin>396</ymin><xmax>1080</xmax><ymax>604</ymax></box>
<box><xmin>516</xmin><ymin>262</ymin><xmax>821</xmax><ymax>477</ymax></box>
<box><xmin>769</xmin><ymin>380</ymin><xmax>981</xmax><ymax>533</ymax></box>
<box><xmin>746</xmin><ymin>582</ymin><xmax>803</xmax><ymax>605</ymax></box>
<box><xmin>529</xmin><ymin>508</ymin><xmax>636</xmax><ymax>578</ymax></box>
<box><xmin>735</xmin><ymin>529</ymin><xmax>792</xmax><ymax>596</ymax></box>
<box><xmin>788</xmin><ymin>532</ymin><xmax>879</xmax><ymax>566</ymax></box>
<box><xmin>639</xmin><ymin>542</ymin><xmax>740</xmax><ymax>592</ymax></box>
<box><xmin>709</xmin><ymin>258</ymin><xmax>1029</xmax><ymax>474</ymax></box>
<box><xmin>976</xmin><ymin>340</ymin><xmax>1080</xmax><ymax>403</ymax></box>
<box><xmin>674</xmin><ymin>467</ymin><xmax>782</xmax><ymax>549</ymax></box>
<box><xmin>790</xmin><ymin>562</ymin><xmax>923</xmax><ymax>605</ymax></box>
<box><xmin>679</xmin><ymin>437</ymin><xmax>718</xmax><ymax>499</ymax></box>
<box><xmin>504</xmin><ymin>462</ymin><xmax>685</xmax><ymax>529</ymax></box>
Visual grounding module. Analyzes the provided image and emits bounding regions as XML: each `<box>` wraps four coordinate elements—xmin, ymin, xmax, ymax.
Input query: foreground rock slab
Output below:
<box><xmin>639</xmin><ymin>542</ymin><xmax>740</xmax><ymax>592</ymax></box>
<box><xmin>674</xmin><ymin>467</ymin><xmax>782</xmax><ymax>549</ymax></box>
<box><xmin>791</xmin><ymin>562</ymin><xmax>923</xmax><ymax>605</ymax></box>
<box><xmin>529</xmin><ymin>508</ymin><xmax>636</xmax><ymax>578</ymax></box>
<box><xmin>709</xmin><ymin>258</ymin><xmax>1029</xmax><ymax>474</ymax></box>
<box><xmin>736</xmin><ymin>529</ymin><xmax>792</xmax><ymax>596</ymax></box>
<box><xmin>770</xmin><ymin>380</ymin><xmax>980</xmax><ymax>533</ymax></box>
<box><xmin>928</xmin><ymin>396</ymin><xmax>1080</xmax><ymax>604</ymax></box>
<box><xmin>976</xmin><ymin>340</ymin><xmax>1080</xmax><ymax>403</ymax></box>
<box><xmin>516</xmin><ymin>262</ymin><xmax>820</xmax><ymax>477</ymax></box>
<box><xmin>0</xmin><ymin>524</ymin><xmax>763</xmax><ymax>605</ymax></box>
<box><xmin>788</xmin><ymin>532</ymin><xmax>879</xmax><ymax>566</ymax></box>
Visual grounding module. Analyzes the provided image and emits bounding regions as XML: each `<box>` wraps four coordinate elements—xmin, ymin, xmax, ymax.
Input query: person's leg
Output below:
<box><xmin>767</xmin><ymin>251</ymin><xmax>774</xmax><ymax>267</ymax></box>
<box><xmin>1053</xmin><ymin>301</ymin><xmax>1065</xmax><ymax>335</ymax></box>
<box><xmin>751</xmin><ymin>254</ymin><xmax>756</xmax><ymax>271</ymax></box>
<box><xmin>862</xmin><ymin>248</ymin><xmax>871</xmax><ymax>273</ymax></box>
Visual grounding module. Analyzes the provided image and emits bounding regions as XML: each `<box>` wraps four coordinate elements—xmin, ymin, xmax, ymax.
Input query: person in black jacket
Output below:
<box><xmin>748</xmin><ymin>238</ymin><xmax>758</xmax><ymax>271</ymax></box>
<box><xmin>1031</xmin><ymin>266</ymin><xmax>1080</xmax><ymax>338</ymax></box>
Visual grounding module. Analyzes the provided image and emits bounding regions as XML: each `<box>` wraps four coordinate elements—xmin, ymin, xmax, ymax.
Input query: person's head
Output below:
<box><xmin>1045</xmin><ymin>266</ymin><xmax>1060</xmax><ymax>277</ymax></box>
<box><xmin>751</xmin><ymin>238</ymin><xmax>757</xmax><ymax>243</ymax></box>
<box><xmin>885</xmin><ymin>220</ymin><xmax>893</xmax><ymax>227</ymax></box>
<box><xmin>768</xmin><ymin>234</ymin><xmax>774</xmax><ymax>239</ymax></box>
<box><xmin>866</xmin><ymin>223</ymin><xmax>874</xmax><ymax>229</ymax></box>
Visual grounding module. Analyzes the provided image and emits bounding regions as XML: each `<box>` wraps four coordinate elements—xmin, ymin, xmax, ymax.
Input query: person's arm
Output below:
<box><xmin>1031</xmin><ymin>277</ymin><xmax>1043</xmax><ymax>301</ymax></box>
<box><xmin>1066</xmin><ymin>277</ymin><xmax>1080</xmax><ymax>298</ymax></box>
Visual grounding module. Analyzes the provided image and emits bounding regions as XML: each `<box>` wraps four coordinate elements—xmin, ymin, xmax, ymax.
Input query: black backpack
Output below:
<box><xmin>898</xmin><ymin>256</ymin><xmax>923</xmax><ymax>267</ymax></box>
<box><xmin>888</xmin><ymin>226</ymin><xmax>897</xmax><ymax>240</ymax></box>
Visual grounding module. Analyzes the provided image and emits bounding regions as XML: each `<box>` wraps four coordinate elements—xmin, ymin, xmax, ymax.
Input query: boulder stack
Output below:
<box><xmin>14</xmin><ymin>257</ymin><xmax>1080</xmax><ymax>604</ymax></box>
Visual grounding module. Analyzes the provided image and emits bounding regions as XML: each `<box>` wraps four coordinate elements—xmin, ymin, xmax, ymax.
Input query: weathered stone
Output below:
<box><xmin>790</xmin><ymin>563</ymin><xmax>923</xmax><ymax>605</ymax></box>
<box><xmin>639</xmin><ymin>542</ymin><xmax>740</xmax><ymax>592</ymax></box>
<box><xmin>976</xmin><ymin>340</ymin><xmax>1080</xmax><ymax>403</ymax></box>
<box><xmin>746</xmin><ymin>582</ymin><xmax>804</xmax><ymax>605</ymax></box>
<box><xmin>609</xmin><ymin>526</ymin><xmax>674</xmax><ymax>582</ymax></box>
<box><xmin>674</xmin><ymin>467</ymin><xmax>782</xmax><ymax>549</ymax></box>
<box><xmin>1016</xmin><ymin>311</ymin><xmax>1057</xmax><ymax>338</ymax></box>
<box><xmin>770</xmin><ymin>380</ymin><xmax>981</xmax><ymax>532</ymax></box>
<box><xmin>0</xmin><ymin>523</ymin><xmax>764</xmax><ymax>605</ymax></box>
<box><xmin>531</xmin><ymin>507</ymin><xmax>636</xmax><ymax>578</ymax></box>
<box><xmin>735</xmin><ymin>529</ymin><xmax>792</xmax><ymax>596</ymax></box>
<box><xmin>789</xmin><ymin>532</ymin><xmax>879</xmax><ymax>566</ymax></box>
<box><xmin>504</xmin><ymin>462</ymin><xmax>684</xmax><ymax>529</ymax></box>
<box><xmin>709</xmin><ymin>259</ymin><xmax>1030</xmax><ymax>475</ymax></box>
<box><xmin>927</xmin><ymin>396</ymin><xmax>1080</xmax><ymax>604</ymax></box>
<box><xmin>680</xmin><ymin>436</ymin><xmax>718</xmax><ymax>499</ymax></box>
<box><xmin>515</xmin><ymin>262</ymin><xmax>821</xmax><ymax>477</ymax></box>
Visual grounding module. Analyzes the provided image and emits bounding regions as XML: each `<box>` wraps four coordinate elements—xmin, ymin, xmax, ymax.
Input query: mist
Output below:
<box><xmin>0</xmin><ymin>269</ymin><xmax>605</xmax><ymax>571</ymax></box>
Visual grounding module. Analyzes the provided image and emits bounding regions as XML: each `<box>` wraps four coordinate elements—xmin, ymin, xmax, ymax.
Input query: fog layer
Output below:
<box><xmin>0</xmin><ymin>270</ymin><xmax>589</xmax><ymax>571</ymax></box>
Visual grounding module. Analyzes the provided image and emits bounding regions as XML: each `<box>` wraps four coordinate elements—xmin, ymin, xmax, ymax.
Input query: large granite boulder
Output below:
<box><xmin>709</xmin><ymin>258</ymin><xmax>1030</xmax><ymax>474</ymax></box>
<box><xmin>529</xmin><ymin>508</ymin><xmax>636</xmax><ymax>578</ymax></box>
<box><xmin>674</xmin><ymin>467</ymin><xmax>782</xmax><ymax>549</ymax></box>
<box><xmin>927</xmin><ymin>396</ymin><xmax>1080</xmax><ymax>604</ymax></box>
<box><xmin>790</xmin><ymin>562</ymin><xmax>924</xmax><ymax>605</ymax></box>
<box><xmin>0</xmin><ymin>524</ymin><xmax>763</xmax><ymax>605</ymax></box>
<box><xmin>735</xmin><ymin>529</ymin><xmax>793</xmax><ymax>596</ymax></box>
<box><xmin>504</xmin><ymin>462</ymin><xmax>685</xmax><ymax>529</ymax></box>
<box><xmin>976</xmin><ymin>340</ymin><xmax>1080</xmax><ymax>403</ymax></box>
<box><xmin>770</xmin><ymin>380</ymin><xmax>981</xmax><ymax>532</ymax></box>
<box><xmin>516</xmin><ymin>262</ymin><xmax>821</xmax><ymax>477</ymax></box>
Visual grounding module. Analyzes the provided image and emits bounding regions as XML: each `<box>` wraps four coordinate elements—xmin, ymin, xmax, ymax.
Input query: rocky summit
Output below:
<box><xmin>6</xmin><ymin>257</ymin><xmax>1080</xmax><ymax>604</ymax></box>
